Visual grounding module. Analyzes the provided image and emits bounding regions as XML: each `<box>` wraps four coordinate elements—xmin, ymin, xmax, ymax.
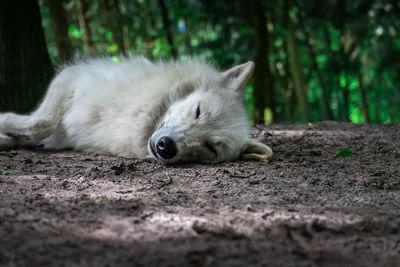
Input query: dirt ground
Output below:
<box><xmin>0</xmin><ymin>121</ymin><xmax>399</xmax><ymax>267</ymax></box>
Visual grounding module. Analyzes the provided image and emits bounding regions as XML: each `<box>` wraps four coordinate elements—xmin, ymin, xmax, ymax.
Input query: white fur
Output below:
<box><xmin>0</xmin><ymin>57</ymin><xmax>272</xmax><ymax>164</ymax></box>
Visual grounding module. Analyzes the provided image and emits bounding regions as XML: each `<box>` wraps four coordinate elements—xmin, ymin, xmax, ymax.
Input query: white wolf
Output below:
<box><xmin>0</xmin><ymin>57</ymin><xmax>272</xmax><ymax>164</ymax></box>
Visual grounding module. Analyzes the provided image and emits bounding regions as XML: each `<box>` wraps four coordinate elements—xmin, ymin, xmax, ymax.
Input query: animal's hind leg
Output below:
<box><xmin>0</xmin><ymin>70</ymin><xmax>72</xmax><ymax>148</ymax></box>
<box><xmin>0</xmin><ymin>112</ymin><xmax>58</xmax><ymax>141</ymax></box>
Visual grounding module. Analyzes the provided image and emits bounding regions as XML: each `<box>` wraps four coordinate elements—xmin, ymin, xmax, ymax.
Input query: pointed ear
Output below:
<box><xmin>221</xmin><ymin>61</ymin><xmax>254</xmax><ymax>93</ymax></box>
<box><xmin>239</xmin><ymin>139</ymin><xmax>273</xmax><ymax>161</ymax></box>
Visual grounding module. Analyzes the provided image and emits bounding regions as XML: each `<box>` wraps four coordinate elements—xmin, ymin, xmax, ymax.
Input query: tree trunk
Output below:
<box><xmin>111</xmin><ymin>0</ymin><xmax>127</xmax><ymax>54</ymax></box>
<box><xmin>274</xmin><ymin>62</ymin><xmax>295</xmax><ymax>123</ymax></box>
<box><xmin>382</xmin><ymin>73</ymin><xmax>394</xmax><ymax>123</ymax></box>
<box><xmin>158</xmin><ymin>0</ymin><xmax>177</xmax><ymax>59</ymax></box>
<box><xmin>323</xmin><ymin>25</ymin><xmax>350</xmax><ymax>121</ymax></box>
<box><xmin>46</xmin><ymin>0</ymin><xmax>73</xmax><ymax>62</ymax></box>
<box><xmin>373</xmin><ymin>91</ymin><xmax>380</xmax><ymax>124</ymax></box>
<box><xmin>271</xmin><ymin>6</ymin><xmax>293</xmax><ymax>123</ymax></box>
<box><xmin>356</xmin><ymin>72</ymin><xmax>371</xmax><ymax>123</ymax></box>
<box><xmin>298</xmin><ymin>15</ymin><xmax>334</xmax><ymax>120</ymax></box>
<box><xmin>342</xmin><ymin>73</ymin><xmax>351</xmax><ymax>122</ymax></box>
<box><xmin>76</xmin><ymin>0</ymin><xmax>95</xmax><ymax>57</ymax></box>
<box><xmin>281</xmin><ymin>0</ymin><xmax>296</xmax><ymax>123</ymax></box>
<box><xmin>287</xmin><ymin>15</ymin><xmax>310</xmax><ymax>122</ymax></box>
<box><xmin>183</xmin><ymin>18</ymin><xmax>193</xmax><ymax>56</ymax></box>
<box><xmin>0</xmin><ymin>0</ymin><xmax>54</xmax><ymax>113</ymax></box>
<box><xmin>250</xmin><ymin>0</ymin><xmax>276</xmax><ymax>124</ymax></box>
<box><xmin>120</xmin><ymin>1</ymin><xmax>130</xmax><ymax>53</ymax></box>
<box><xmin>99</xmin><ymin>0</ymin><xmax>126</xmax><ymax>55</ymax></box>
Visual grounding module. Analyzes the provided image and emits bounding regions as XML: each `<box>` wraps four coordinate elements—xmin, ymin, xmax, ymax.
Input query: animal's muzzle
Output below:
<box><xmin>154</xmin><ymin>136</ymin><xmax>177</xmax><ymax>159</ymax></box>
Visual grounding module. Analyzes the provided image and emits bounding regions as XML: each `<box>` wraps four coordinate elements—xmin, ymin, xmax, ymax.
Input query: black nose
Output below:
<box><xmin>156</xmin><ymin>136</ymin><xmax>177</xmax><ymax>159</ymax></box>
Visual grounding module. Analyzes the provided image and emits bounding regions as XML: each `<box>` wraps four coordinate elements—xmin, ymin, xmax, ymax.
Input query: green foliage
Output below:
<box><xmin>38</xmin><ymin>0</ymin><xmax>400</xmax><ymax>125</ymax></box>
<box><xmin>69</xmin><ymin>24</ymin><xmax>83</xmax><ymax>38</ymax></box>
<box><xmin>336</xmin><ymin>148</ymin><xmax>353</xmax><ymax>158</ymax></box>
<box><xmin>106</xmin><ymin>44</ymin><xmax>118</xmax><ymax>53</ymax></box>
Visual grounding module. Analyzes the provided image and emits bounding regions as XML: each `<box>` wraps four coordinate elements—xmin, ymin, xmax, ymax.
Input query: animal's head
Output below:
<box><xmin>147</xmin><ymin>61</ymin><xmax>272</xmax><ymax>164</ymax></box>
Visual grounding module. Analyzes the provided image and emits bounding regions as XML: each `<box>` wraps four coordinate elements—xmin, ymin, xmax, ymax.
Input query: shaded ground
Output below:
<box><xmin>0</xmin><ymin>121</ymin><xmax>399</xmax><ymax>266</ymax></box>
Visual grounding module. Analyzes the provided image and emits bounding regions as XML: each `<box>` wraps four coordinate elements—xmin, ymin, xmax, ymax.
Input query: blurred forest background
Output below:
<box><xmin>0</xmin><ymin>0</ymin><xmax>399</xmax><ymax>124</ymax></box>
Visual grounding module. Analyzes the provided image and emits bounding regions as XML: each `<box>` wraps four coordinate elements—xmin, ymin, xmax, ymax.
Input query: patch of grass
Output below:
<box><xmin>336</xmin><ymin>148</ymin><xmax>352</xmax><ymax>158</ymax></box>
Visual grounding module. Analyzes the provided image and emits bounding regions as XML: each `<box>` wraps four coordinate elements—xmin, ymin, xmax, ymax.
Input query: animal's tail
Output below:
<box><xmin>0</xmin><ymin>67</ymin><xmax>74</xmax><ymax>149</ymax></box>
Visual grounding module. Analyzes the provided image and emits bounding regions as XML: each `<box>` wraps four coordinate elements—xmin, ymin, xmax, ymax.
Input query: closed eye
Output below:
<box><xmin>195</xmin><ymin>104</ymin><xmax>201</xmax><ymax>119</ymax></box>
<box><xmin>204</xmin><ymin>142</ymin><xmax>217</xmax><ymax>157</ymax></box>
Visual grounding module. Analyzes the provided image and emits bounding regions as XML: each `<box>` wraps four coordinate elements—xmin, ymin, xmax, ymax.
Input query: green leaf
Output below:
<box><xmin>191</xmin><ymin>38</ymin><xmax>199</xmax><ymax>47</ymax></box>
<box><xmin>105</xmin><ymin>31</ymin><xmax>113</xmax><ymax>42</ymax></box>
<box><xmin>274</xmin><ymin>39</ymin><xmax>283</xmax><ymax>48</ymax></box>
<box><xmin>395</xmin><ymin>38</ymin><xmax>400</xmax><ymax>50</ymax></box>
<box><xmin>111</xmin><ymin>56</ymin><xmax>120</xmax><ymax>62</ymax></box>
<box><xmin>68</xmin><ymin>24</ymin><xmax>83</xmax><ymax>38</ymax></box>
<box><xmin>239</xmin><ymin>27</ymin><xmax>248</xmax><ymax>34</ymax></box>
<box><xmin>336</xmin><ymin>148</ymin><xmax>352</xmax><ymax>158</ymax></box>
<box><xmin>316</xmin><ymin>54</ymin><xmax>327</xmax><ymax>64</ymax></box>
<box><xmin>0</xmin><ymin>169</ymin><xmax>10</xmax><ymax>175</ymax></box>
<box><xmin>107</xmin><ymin>44</ymin><xmax>118</xmax><ymax>53</ymax></box>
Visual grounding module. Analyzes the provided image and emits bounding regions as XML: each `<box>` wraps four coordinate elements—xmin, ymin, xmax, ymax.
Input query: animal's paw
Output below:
<box><xmin>0</xmin><ymin>133</ymin><xmax>15</xmax><ymax>150</ymax></box>
<box><xmin>239</xmin><ymin>139</ymin><xmax>273</xmax><ymax>161</ymax></box>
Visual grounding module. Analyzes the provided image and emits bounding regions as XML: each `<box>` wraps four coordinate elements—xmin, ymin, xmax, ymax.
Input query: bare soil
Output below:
<box><xmin>0</xmin><ymin>121</ymin><xmax>399</xmax><ymax>267</ymax></box>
